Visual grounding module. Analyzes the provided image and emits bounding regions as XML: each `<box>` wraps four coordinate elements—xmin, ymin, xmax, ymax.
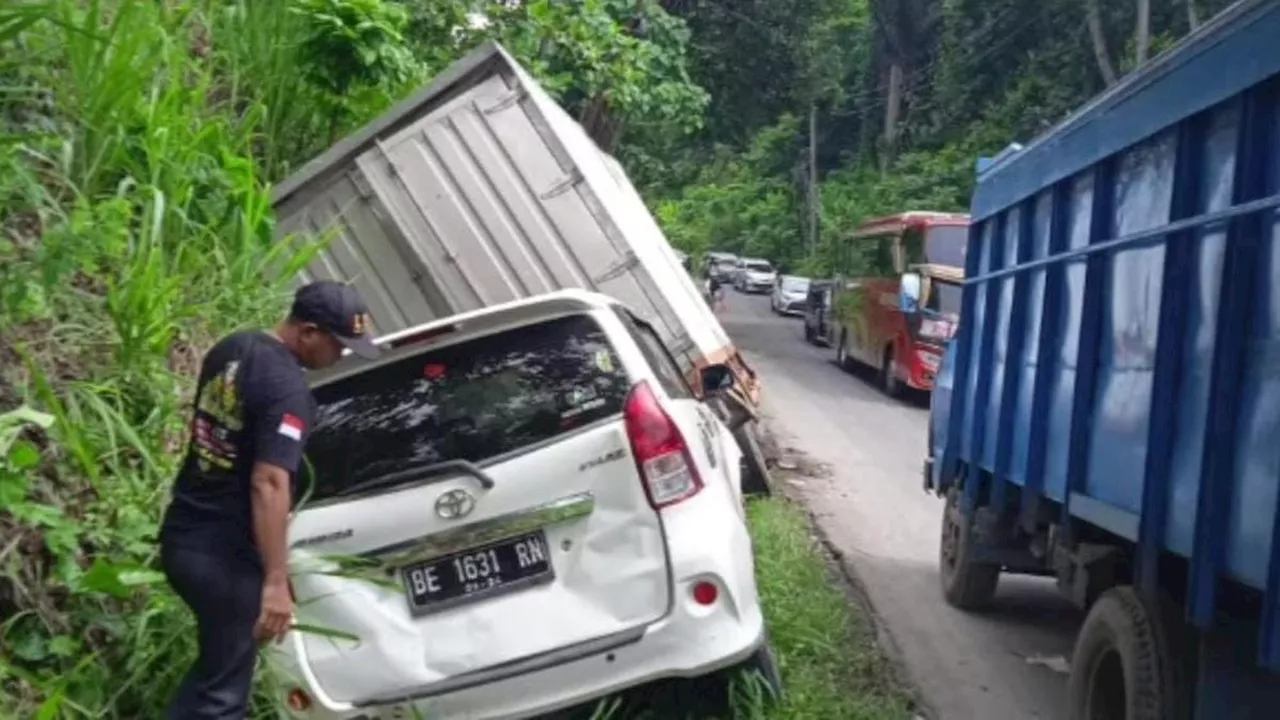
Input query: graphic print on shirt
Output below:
<box><xmin>192</xmin><ymin>360</ymin><xmax>243</xmax><ymax>473</ymax></box>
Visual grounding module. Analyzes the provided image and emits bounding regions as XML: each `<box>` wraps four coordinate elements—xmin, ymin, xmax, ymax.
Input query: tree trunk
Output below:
<box><xmin>1135</xmin><ymin>0</ymin><xmax>1150</xmax><ymax>65</ymax></box>
<box><xmin>808</xmin><ymin>102</ymin><xmax>820</xmax><ymax>254</ymax></box>
<box><xmin>1187</xmin><ymin>0</ymin><xmax>1200</xmax><ymax>30</ymax></box>
<box><xmin>1085</xmin><ymin>0</ymin><xmax>1118</xmax><ymax>85</ymax></box>
<box><xmin>882</xmin><ymin>61</ymin><xmax>903</xmax><ymax>167</ymax></box>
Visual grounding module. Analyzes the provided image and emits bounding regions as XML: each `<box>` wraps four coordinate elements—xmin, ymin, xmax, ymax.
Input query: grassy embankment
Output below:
<box><xmin>736</xmin><ymin>498</ymin><xmax>914</xmax><ymax>720</ymax></box>
<box><xmin>0</xmin><ymin>2</ymin><xmax>913</xmax><ymax>717</ymax></box>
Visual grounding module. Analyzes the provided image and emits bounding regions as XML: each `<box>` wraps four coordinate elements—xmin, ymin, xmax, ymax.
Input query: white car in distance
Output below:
<box><xmin>734</xmin><ymin>259</ymin><xmax>777</xmax><ymax>293</ymax></box>
<box><xmin>770</xmin><ymin>276</ymin><xmax>811</xmax><ymax>316</ymax></box>
<box><xmin>273</xmin><ymin>290</ymin><xmax>778</xmax><ymax>720</ymax></box>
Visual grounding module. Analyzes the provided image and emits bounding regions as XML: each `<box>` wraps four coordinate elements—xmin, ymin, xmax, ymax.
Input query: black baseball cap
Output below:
<box><xmin>290</xmin><ymin>280</ymin><xmax>381</xmax><ymax>360</ymax></box>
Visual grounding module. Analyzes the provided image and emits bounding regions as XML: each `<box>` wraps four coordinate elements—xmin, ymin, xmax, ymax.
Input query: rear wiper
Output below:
<box><xmin>335</xmin><ymin>459</ymin><xmax>496</xmax><ymax>499</ymax></box>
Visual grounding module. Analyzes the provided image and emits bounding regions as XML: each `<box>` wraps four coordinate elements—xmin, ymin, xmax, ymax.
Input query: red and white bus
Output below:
<box><xmin>828</xmin><ymin>212</ymin><xmax>969</xmax><ymax>396</ymax></box>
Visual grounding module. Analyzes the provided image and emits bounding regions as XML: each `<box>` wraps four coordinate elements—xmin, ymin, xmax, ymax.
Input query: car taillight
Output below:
<box><xmin>624</xmin><ymin>381</ymin><xmax>703</xmax><ymax>508</ymax></box>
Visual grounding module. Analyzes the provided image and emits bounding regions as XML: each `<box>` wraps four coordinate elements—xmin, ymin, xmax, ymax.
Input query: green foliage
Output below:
<box><xmin>290</xmin><ymin>0</ymin><xmax>417</xmax><ymax>141</ymax></box>
<box><xmin>650</xmin><ymin>0</ymin><xmax>1228</xmax><ymax>280</ymax></box>
<box><xmin>0</xmin><ymin>0</ymin><xmax>712</xmax><ymax>716</ymax></box>
<box><xmin>490</xmin><ymin>0</ymin><xmax>708</xmax><ymax>138</ymax></box>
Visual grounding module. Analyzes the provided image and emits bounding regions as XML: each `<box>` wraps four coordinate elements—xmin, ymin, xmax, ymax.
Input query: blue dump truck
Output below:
<box><xmin>924</xmin><ymin>1</ymin><xmax>1280</xmax><ymax>717</ymax></box>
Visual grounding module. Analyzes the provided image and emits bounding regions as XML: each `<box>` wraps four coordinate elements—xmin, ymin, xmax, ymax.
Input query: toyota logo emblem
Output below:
<box><xmin>434</xmin><ymin>488</ymin><xmax>476</xmax><ymax>520</ymax></box>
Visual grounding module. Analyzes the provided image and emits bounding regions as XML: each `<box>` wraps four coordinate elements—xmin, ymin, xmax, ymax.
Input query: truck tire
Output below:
<box><xmin>734</xmin><ymin>423</ymin><xmax>772</xmax><ymax>497</ymax></box>
<box><xmin>1068</xmin><ymin>587</ymin><xmax>1191</xmax><ymax>720</ymax></box>
<box><xmin>939</xmin><ymin>489</ymin><xmax>1000</xmax><ymax>610</ymax></box>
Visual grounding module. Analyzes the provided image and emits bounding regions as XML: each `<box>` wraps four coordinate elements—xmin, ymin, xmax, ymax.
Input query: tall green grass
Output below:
<box><xmin>0</xmin><ymin>1</ymin><xmax>334</xmax><ymax>716</ymax></box>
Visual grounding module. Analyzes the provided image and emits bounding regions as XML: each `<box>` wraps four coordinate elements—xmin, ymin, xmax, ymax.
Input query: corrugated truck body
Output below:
<box><xmin>272</xmin><ymin>42</ymin><xmax>758</xmax><ymax>405</ymax></box>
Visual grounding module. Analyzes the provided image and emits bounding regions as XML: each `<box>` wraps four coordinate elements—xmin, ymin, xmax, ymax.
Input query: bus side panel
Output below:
<box><xmin>1042</xmin><ymin>174</ymin><xmax>1096</xmax><ymax>504</ymax></box>
<box><xmin>1083</xmin><ymin>131</ymin><xmax>1177</xmax><ymax>512</ymax></box>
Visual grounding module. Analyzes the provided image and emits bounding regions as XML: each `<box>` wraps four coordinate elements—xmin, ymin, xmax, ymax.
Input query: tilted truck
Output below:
<box><xmin>271</xmin><ymin>42</ymin><xmax>770</xmax><ymax>494</ymax></box>
<box><xmin>924</xmin><ymin>0</ymin><xmax>1280</xmax><ymax>716</ymax></box>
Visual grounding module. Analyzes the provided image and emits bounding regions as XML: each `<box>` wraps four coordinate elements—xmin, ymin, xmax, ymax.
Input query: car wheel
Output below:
<box><xmin>880</xmin><ymin>346</ymin><xmax>904</xmax><ymax>399</ymax></box>
<box><xmin>673</xmin><ymin>640</ymin><xmax>783</xmax><ymax>715</ymax></box>
<box><xmin>1068</xmin><ymin>588</ymin><xmax>1191</xmax><ymax>720</ymax></box>
<box><xmin>727</xmin><ymin>641</ymin><xmax>783</xmax><ymax>705</ymax></box>
<box><xmin>734</xmin><ymin>423</ymin><xmax>772</xmax><ymax>497</ymax></box>
<box><xmin>938</xmin><ymin>488</ymin><xmax>1000</xmax><ymax>610</ymax></box>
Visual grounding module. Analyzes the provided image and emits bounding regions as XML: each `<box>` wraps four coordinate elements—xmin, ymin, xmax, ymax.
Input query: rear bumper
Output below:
<box><xmin>271</xmin><ymin>486</ymin><xmax>764</xmax><ymax>720</ymax></box>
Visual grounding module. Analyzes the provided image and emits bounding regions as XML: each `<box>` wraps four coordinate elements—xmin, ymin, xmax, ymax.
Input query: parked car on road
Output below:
<box><xmin>704</xmin><ymin>252</ymin><xmax>739</xmax><ymax>282</ymax></box>
<box><xmin>733</xmin><ymin>259</ymin><xmax>777</xmax><ymax>293</ymax></box>
<box><xmin>275</xmin><ymin>290</ymin><xmax>780</xmax><ymax>720</ymax></box>
<box><xmin>801</xmin><ymin>281</ymin><xmax>836</xmax><ymax>346</ymax></box>
<box><xmin>770</xmin><ymin>275</ymin><xmax>810</xmax><ymax>315</ymax></box>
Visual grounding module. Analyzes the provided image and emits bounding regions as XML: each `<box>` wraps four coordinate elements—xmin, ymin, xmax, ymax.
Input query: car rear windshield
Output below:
<box><xmin>746</xmin><ymin>262</ymin><xmax>773</xmax><ymax>272</ymax></box>
<box><xmin>302</xmin><ymin>314</ymin><xmax>631</xmax><ymax>502</ymax></box>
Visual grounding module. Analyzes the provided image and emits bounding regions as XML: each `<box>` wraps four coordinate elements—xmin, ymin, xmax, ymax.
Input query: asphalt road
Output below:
<box><xmin>718</xmin><ymin>289</ymin><xmax>1082</xmax><ymax>720</ymax></box>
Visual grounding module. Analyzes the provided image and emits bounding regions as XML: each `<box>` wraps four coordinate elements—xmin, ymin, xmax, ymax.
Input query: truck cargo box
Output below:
<box><xmin>271</xmin><ymin>42</ymin><xmax>758</xmax><ymax>406</ymax></box>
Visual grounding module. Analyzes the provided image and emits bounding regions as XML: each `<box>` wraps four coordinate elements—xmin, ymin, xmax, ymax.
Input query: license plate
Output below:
<box><xmin>401</xmin><ymin>531</ymin><xmax>553</xmax><ymax>615</ymax></box>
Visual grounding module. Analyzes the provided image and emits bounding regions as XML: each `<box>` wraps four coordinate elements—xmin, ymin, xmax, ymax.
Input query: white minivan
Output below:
<box><xmin>272</xmin><ymin>290</ymin><xmax>778</xmax><ymax>719</ymax></box>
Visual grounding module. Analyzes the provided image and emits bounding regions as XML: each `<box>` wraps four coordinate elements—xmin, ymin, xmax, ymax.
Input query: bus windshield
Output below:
<box><xmin>925</xmin><ymin>226</ymin><xmax>967</xmax><ymax>268</ymax></box>
<box><xmin>926</xmin><ymin>280</ymin><xmax>963</xmax><ymax>316</ymax></box>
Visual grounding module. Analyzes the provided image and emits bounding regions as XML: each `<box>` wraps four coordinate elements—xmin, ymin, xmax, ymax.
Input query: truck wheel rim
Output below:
<box><xmin>1085</xmin><ymin>647</ymin><xmax>1127</xmax><ymax>720</ymax></box>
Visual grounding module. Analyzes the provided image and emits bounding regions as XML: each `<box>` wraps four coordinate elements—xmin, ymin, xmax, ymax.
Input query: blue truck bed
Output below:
<box><xmin>928</xmin><ymin>0</ymin><xmax>1280</xmax><ymax>715</ymax></box>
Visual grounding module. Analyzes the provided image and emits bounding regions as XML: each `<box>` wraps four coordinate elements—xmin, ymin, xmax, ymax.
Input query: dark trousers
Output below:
<box><xmin>162</xmin><ymin>543</ymin><xmax>262</xmax><ymax>720</ymax></box>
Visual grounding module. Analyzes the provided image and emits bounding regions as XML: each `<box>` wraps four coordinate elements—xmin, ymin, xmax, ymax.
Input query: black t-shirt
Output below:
<box><xmin>160</xmin><ymin>331</ymin><xmax>316</xmax><ymax>565</ymax></box>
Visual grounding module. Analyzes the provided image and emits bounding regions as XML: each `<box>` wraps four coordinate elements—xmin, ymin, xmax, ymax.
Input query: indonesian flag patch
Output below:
<box><xmin>278</xmin><ymin>413</ymin><xmax>305</xmax><ymax>441</ymax></box>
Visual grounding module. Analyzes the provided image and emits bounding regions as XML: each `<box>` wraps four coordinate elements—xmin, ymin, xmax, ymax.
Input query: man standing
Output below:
<box><xmin>158</xmin><ymin>280</ymin><xmax>381</xmax><ymax>719</ymax></box>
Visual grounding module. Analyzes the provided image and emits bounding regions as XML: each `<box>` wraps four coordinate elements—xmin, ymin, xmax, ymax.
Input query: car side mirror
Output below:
<box><xmin>699</xmin><ymin>364</ymin><xmax>735</xmax><ymax>394</ymax></box>
<box><xmin>900</xmin><ymin>272</ymin><xmax>922</xmax><ymax>314</ymax></box>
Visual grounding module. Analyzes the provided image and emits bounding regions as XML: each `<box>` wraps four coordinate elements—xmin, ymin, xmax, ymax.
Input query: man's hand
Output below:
<box><xmin>255</xmin><ymin>576</ymin><xmax>293</xmax><ymax>645</ymax></box>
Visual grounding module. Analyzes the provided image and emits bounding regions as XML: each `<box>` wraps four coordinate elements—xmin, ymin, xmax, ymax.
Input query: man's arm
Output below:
<box><xmin>251</xmin><ymin>461</ymin><xmax>292</xmax><ymax>586</ymax></box>
<box><xmin>243</xmin><ymin>355</ymin><xmax>313</xmax><ymax>643</ymax></box>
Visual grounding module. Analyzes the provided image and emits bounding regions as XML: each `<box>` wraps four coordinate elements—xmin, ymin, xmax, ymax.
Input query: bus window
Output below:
<box><xmin>902</xmin><ymin>227</ymin><xmax>927</xmax><ymax>271</ymax></box>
